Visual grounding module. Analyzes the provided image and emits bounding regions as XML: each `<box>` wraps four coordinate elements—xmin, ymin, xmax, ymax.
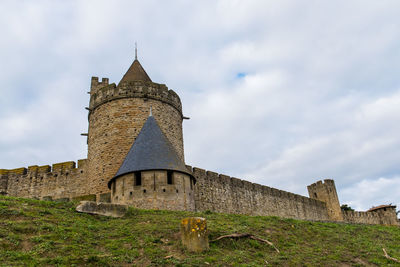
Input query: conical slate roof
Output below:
<box><xmin>119</xmin><ymin>59</ymin><xmax>152</xmax><ymax>84</ymax></box>
<box><xmin>108</xmin><ymin>115</ymin><xmax>192</xmax><ymax>188</ymax></box>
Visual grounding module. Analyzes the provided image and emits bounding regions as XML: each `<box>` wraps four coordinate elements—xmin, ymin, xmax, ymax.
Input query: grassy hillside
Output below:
<box><xmin>0</xmin><ymin>196</ymin><xmax>399</xmax><ymax>266</ymax></box>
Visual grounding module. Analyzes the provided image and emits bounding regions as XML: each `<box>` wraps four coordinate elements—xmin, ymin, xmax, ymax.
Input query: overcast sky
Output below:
<box><xmin>0</xmin><ymin>0</ymin><xmax>399</xmax><ymax>212</ymax></box>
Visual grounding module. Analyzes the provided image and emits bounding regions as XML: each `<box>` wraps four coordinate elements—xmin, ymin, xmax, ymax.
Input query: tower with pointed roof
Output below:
<box><xmin>108</xmin><ymin>113</ymin><xmax>195</xmax><ymax>210</ymax></box>
<box><xmin>86</xmin><ymin>53</ymin><xmax>186</xmax><ymax>199</ymax></box>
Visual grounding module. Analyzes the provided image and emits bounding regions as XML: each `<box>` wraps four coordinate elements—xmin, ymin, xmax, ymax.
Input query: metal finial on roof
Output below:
<box><xmin>149</xmin><ymin>106</ymin><xmax>153</xmax><ymax>117</ymax></box>
<box><xmin>135</xmin><ymin>42</ymin><xmax>137</xmax><ymax>60</ymax></box>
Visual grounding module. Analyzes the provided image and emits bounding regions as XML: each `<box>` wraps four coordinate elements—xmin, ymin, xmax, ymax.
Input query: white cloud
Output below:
<box><xmin>341</xmin><ymin>177</ymin><xmax>400</xmax><ymax>212</ymax></box>
<box><xmin>239</xmin><ymin>90</ymin><xmax>400</xmax><ymax>193</ymax></box>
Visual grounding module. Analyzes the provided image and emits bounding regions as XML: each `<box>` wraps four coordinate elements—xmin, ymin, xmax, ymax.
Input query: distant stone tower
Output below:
<box><xmin>307</xmin><ymin>179</ymin><xmax>343</xmax><ymax>221</ymax></box>
<box><xmin>86</xmin><ymin>55</ymin><xmax>185</xmax><ymax>197</ymax></box>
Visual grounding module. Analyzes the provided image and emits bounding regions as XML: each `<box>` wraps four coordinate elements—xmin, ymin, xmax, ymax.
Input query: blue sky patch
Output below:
<box><xmin>236</xmin><ymin>72</ymin><xmax>246</xmax><ymax>78</ymax></box>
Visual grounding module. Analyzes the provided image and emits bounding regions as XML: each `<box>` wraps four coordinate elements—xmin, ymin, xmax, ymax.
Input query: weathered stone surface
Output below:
<box><xmin>99</xmin><ymin>192</ymin><xmax>111</xmax><ymax>203</ymax></box>
<box><xmin>2</xmin><ymin>159</ymin><xmax>89</xmax><ymax>200</ymax></box>
<box><xmin>76</xmin><ymin>201</ymin><xmax>128</xmax><ymax>217</ymax></box>
<box><xmin>86</xmin><ymin>81</ymin><xmax>185</xmax><ymax>197</ymax></box>
<box><xmin>308</xmin><ymin>180</ymin><xmax>343</xmax><ymax>221</ymax></box>
<box><xmin>0</xmin><ymin>172</ymin><xmax>8</xmax><ymax>194</ymax></box>
<box><xmin>342</xmin><ymin>208</ymin><xmax>399</xmax><ymax>225</ymax></box>
<box><xmin>111</xmin><ymin>171</ymin><xmax>195</xmax><ymax>211</ymax></box>
<box><xmin>72</xmin><ymin>194</ymin><xmax>96</xmax><ymax>202</ymax></box>
<box><xmin>192</xmin><ymin>167</ymin><xmax>331</xmax><ymax>221</ymax></box>
<box><xmin>2</xmin><ymin>161</ymin><xmax>399</xmax><ymax>226</ymax></box>
<box><xmin>181</xmin><ymin>217</ymin><xmax>209</xmax><ymax>252</ymax></box>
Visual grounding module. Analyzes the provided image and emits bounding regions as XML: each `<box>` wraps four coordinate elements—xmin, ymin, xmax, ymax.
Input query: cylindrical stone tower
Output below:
<box><xmin>86</xmin><ymin>57</ymin><xmax>185</xmax><ymax>196</ymax></box>
<box><xmin>108</xmin><ymin>115</ymin><xmax>195</xmax><ymax>211</ymax></box>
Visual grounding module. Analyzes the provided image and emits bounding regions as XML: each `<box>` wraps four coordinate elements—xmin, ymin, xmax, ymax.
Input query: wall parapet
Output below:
<box><xmin>343</xmin><ymin>210</ymin><xmax>378</xmax><ymax>218</ymax></box>
<box><xmin>52</xmin><ymin>161</ymin><xmax>76</xmax><ymax>172</ymax></box>
<box><xmin>88</xmin><ymin>80</ymin><xmax>183</xmax><ymax>117</ymax></box>
<box><xmin>91</xmin><ymin>76</ymin><xmax>109</xmax><ymax>93</ymax></box>
<box><xmin>343</xmin><ymin>206</ymin><xmax>399</xmax><ymax>226</ymax></box>
<box><xmin>342</xmin><ymin>210</ymin><xmax>389</xmax><ymax>225</ymax></box>
<box><xmin>191</xmin><ymin>166</ymin><xmax>329</xmax><ymax>221</ymax></box>
<box><xmin>38</xmin><ymin>165</ymin><xmax>51</xmax><ymax>173</ymax></box>
<box><xmin>8</xmin><ymin>168</ymin><xmax>27</xmax><ymax>175</ymax></box>
<box><xmin>2</xmin><ymin>159</ymin><xmax>88</xmax><ymax>200</ymax></box>
<box><xmin>3</xmin><ymin>160</ymin><xmax>86</xmax><ymax>176</ymax></box>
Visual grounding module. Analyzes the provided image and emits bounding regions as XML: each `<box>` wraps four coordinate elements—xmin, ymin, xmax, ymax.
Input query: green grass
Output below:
<box><xmin>0</xmin><ymin>195</ymin><xmax>399</xmax><ymax>266</ymax></box>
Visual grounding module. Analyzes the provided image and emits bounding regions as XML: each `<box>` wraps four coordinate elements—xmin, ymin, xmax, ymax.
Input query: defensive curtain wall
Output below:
<box><xmin>191</xmin><ymin>167</ymin><xmax>330</xmax><ymax>221</ymax></box>
<box><xmin>190</xmin><ymin>169</ymin><xmax>398</xmax><ymax>225</ymax></box>
<box><xmin>0</xmin><ymin>160</ymin><xmax>107</xmax><ymax>202</ymax></box>
<box><xmin>0</xmin><ymin>163</ymin><xmax>330</xmax><ymax>221</ymax></box>
<box><xmin>2</xmin><ymin>162</ymin><xmax>398</xmax><ymax>225</ymax></box>
<box><xmin>342</xmin><ymin>210</ymin><xmax>398</xmax><ymax>225</ymax></box>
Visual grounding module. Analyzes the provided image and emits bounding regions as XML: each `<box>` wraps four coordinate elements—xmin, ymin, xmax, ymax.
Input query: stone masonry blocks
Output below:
<box><xmin>86</xmin><ymin>97</ymin><xmax>184</xmax><ymax>196</ymax></box>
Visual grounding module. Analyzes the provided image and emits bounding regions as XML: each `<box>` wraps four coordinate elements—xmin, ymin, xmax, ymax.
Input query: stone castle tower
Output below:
<box><xmin>308</xmin><ymin>179</ymin><xmax>343</xmax><ymax>221</ymax></box>
<box><xmin>86</xmin><ymin>54</ymin><xmax>185</xmax><ymax>198</ymax></box>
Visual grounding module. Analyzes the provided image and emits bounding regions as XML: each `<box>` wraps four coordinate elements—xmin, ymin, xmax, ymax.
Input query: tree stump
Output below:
<box><xmin>180</xmin><ymin>217</ymin><xmax>209</xmax><ymax>252</ymax></box>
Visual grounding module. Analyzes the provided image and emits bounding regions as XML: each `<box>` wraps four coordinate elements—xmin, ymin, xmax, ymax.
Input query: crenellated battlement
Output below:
<box><xmin>307</xmin><ymin>179</ymin><xmax>335</xmax><ymax>190</ymax></box>
<box><xmin>6</xmin><ymin>167</ymin><xmax>27</xmax><ymax>175</ymax></box>
<box><xmin>52</xmin><ymin>161</ymin><xmax>76</xmax><ymax>172</ymax></box>
<box><xmin>342</xmin><ymin>210</ymin><xmax>381</xmax><ymax>218</ymax></box>
<box><xmin>342</xmin><ymin>209</ymin><xmax>399</xmax><ymax>225</ymax></box>
<box><xmin>2</xmin><ymin>160</ymin><xmax>87</xmax><ymax>177</ymax></box>
<box><xmin>0</xmin><ymin>169</ymin><xmax>9</xmax><ymax>175</ymax></box>
<box><xmin>191</xmin><ymin>167</ymin><xmax>327</xmax><ymax>208</ymax></box>
<box><xmin>191</xmin><ymin>166</ymin><xmax>330</xmax><ymax>220</ymax></box>
<box><xmin>1</xmin><ymin>159</ymin><xmax>88</xmax><ymax>200</ymax></box>
<box><xmin>88</xmin><ymin>80</ymin><xmax>183</xmax><ymax>116</ymax></box>
<box><xmin>90</xmin><ymin>77</ymin><xmax>109</xmax><ymax>94</ymax></box>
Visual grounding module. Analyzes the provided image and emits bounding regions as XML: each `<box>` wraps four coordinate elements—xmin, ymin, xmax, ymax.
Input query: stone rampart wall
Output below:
<box><xmin>0</xmin><ymin>159</ymin><xmax>89</xmax><ymax>200</ymax></box>
<box><xmin>2</xmin><ymin>161</ymin><xmax>398</xmax><ymax>226</ymax></box>
<box><xmin>191</xmin><ymin>167</ymin><xmax>330</xmax><ymax>221</ymax></box>
<box><xmin>342</xmin><ymin>210</ymin><xmax>399</xmax><ymax>226</ymax></box>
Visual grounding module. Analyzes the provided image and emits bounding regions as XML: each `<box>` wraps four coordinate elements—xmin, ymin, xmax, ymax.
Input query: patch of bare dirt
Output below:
<box><xmin>21</xmin><ymin>240</ymin><xmax>33</xmax><ymax>251</ymax></box>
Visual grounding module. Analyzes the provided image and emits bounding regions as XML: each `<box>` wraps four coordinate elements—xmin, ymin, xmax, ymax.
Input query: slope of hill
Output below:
<box><xmin>0</xmin><ymin>195</ymin><xmax>399</xmax><ymax>266</ymax></box>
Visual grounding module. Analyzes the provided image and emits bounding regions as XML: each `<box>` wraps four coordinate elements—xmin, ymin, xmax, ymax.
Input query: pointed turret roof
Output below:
<box><xmin>119</xmin><ymin>59</ymin><xmax>152</xmax><ymax>84</ymax></box>
<box><xmin>108</xmin><ymin>115</ymin><xmax>192</xmax><ymax>188</ymax></box>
